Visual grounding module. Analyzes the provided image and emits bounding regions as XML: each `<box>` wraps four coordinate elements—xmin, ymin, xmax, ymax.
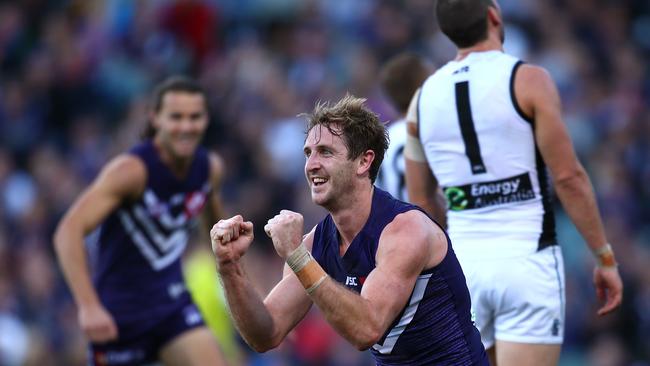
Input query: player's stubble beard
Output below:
<box><xmin>156</xmin><ymin>130</ymin><xmax>201</xmax><ymax>167</ymax></box>
<box><xmin>311</xmin><ymin>161</ymin><xmax>356</xmax><ymax>213</ymax></box>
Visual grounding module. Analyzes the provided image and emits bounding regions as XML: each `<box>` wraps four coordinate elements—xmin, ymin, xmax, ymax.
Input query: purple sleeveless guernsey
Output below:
<box><xmin>93</xmin><ymin>140</ymin><xmax>210</xmax><ymax>336</ymax></box>
<box><xmin>312</xmin><ymin>187</ymin><xmax>488</xmax><ymax>365</ymax></box>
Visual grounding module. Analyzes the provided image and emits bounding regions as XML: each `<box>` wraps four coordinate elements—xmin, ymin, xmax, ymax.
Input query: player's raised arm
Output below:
<box><xmin>324</xmin><ymin>211</ymin><xmax>438</xmax><ymax>349</ymax></box>
<box><xmin>53</xmin><ymin>154</ymin><xmax>146</xmax><ymax>342</ymax></box>
<box><xmin>515</xmin><ymin>63</ymin><xmax>623</xmax><ymax>315</ymax></box>
<box><xmin>212</xmin><ymin>215</ymin><xmax>313</xmax><ymax>352</ymax></box>
<box><xmin>201</xmin><ymin>152</ymin><xmax>226</xmax><ymax>234</ymax></box>
<box><xmin>264</xmin><ymin>209</ymin><xmax>436</xmax><ymax>350</ymax></box>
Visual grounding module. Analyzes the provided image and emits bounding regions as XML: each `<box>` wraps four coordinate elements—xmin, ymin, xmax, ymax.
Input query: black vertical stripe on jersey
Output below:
<box><xmin>512</xmin><ymin>60</ymin><xmax>556</xmax><ymax>249</ymax></box>
<box><xmin>455</xmin><ymin>81</ymin><xmax>487</xmax><ymax>174</ymax></box>
<box><xmin>535</xmin><ymin>145</ymin><xmax>557</xmax><ymax>249</ymax></box>
<box><xmin>510</xmin><ymin>61</ymin><xmax>534</xmax><ymax>124</ymax></box>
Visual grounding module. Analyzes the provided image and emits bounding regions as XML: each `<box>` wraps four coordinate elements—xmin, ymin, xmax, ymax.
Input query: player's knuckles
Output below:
<box><xmin>220</xmin><ymin>222</ymin><xmax>234</xmax><ymax>231</ymax></box>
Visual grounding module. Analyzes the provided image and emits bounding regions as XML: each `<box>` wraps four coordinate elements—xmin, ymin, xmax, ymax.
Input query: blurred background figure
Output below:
<box><xmin>0</xmin><ymin>0</ymin><xmax>648</xmax><ymax>365</ymax></box>
<box><xmin>375</xmin><ymin>52</ymin><xmax>434</xmax><ymax>202</ymax></box>
<box><xmin>53</xmin><ymin>76</ymin><xmax>228</xmax><ymax>365</ymax></box>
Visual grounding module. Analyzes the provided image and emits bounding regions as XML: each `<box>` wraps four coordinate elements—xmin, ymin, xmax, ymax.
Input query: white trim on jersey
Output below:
<box><xmin>372</xmin><ymin>273</ymin><xmax>432</xmax><ymax>354</ymax></box>
<box><xmin>376</xmin><ymin>118</ymin><xmax>409</xmax><ymax>201</ymax></box>
<box><xmin>118</xmin><ymin>209</ymin><xmax>188</xmax><ymax>271</ymax></box>
<box><xmin>144</xmin><ymin>190</ymin><xmax>189</xmax><ymax>229</ymax></box>
<box><xmin>133</xmin><ymin>205</ymin><xmax>188</xmax><ymax>252</ymax></box>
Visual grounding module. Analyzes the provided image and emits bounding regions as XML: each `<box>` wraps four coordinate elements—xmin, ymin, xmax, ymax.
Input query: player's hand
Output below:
<box><xmin>593</xmin><ymin>266</ymin><xmax>623</xmax><ymax>316</ymax></box>
<box><xmin>211</xmin><ymin>215</ymin><xmax>254</xmax><ymax>267</ymax></box>
<box><xmin>264</xmin><ymin>210</ymin><xmax>304</xmax><ymax>259</ymax></box>
<box><xmin>78</xmin><ymin>303</ymin><xmax>118</xmax><ymax>343</ymax></box>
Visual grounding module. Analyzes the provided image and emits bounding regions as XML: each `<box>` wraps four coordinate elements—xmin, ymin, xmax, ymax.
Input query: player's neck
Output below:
<box><xmin>455</xmin><ymin>37</ymin><xmax>504</xmax><ymax>61</ymax></box>
<box><xmin>330</xmin><ymin>184</ymin><xmax>374</xmax><ymax>253</ymax></box>
<box><xmin>152</xmin><ymin>139</ymin><xmax>193</xmax><ymax>179</ymax></box>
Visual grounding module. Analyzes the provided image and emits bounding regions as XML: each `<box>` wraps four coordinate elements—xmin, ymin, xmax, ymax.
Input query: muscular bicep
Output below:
<box><xmin>60</xmin><ymin>155</ymin><xmax>146</xmax><ymax>236</ymax></box>
<box><xmin>359</xmin><ymin>211</ymin><xmax>433</xmax><ymax>333</ymax></box>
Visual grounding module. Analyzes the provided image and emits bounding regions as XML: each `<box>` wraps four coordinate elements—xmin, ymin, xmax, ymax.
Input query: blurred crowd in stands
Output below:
<box><xmin>0</xmin><ymin>0</ymin><xmax>648</xmax><ymax>365</ymax></box>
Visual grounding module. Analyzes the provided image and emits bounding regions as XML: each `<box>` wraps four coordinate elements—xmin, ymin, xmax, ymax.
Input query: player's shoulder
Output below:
<box><xmin>104</xmin><ymin>153</ymin><xmax>147</xmax><ymax>176</ymax></box>
<box><xmin>384</xmin><ymin>209</ymin><xmax>435</xmax><ymax>243</ymax></box>
<box><xmin>95</xmin><ymin>153</ymin><xmax>147</xmax><ymax>197</ymax></box>
<box><xmin>207</xmin><ymin>151</ymin><xmax>225</xmax><ymax>178</ymax></box>
<box><xmin>379</xmin><ymin>209</ymin><xmax>442</xmax><ymax>266</ymax></box>
<box><xmin>513</xmin><ymin>63</ymin><xmax>559</xmax><ymax>107</ymax></box>
<box><xmin>514</xmin><ymin>63</ymin><xmax>554</xmax><ymax>86</ymax></box>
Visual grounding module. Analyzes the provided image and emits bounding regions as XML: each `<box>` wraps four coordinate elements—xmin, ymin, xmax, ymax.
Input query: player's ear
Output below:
<box><xmin>487</xmin><ymin>5</ymin><xmax>502</xmax><ymax>28</ymax></box>
<box><xmin>149</xmin><ymin>110</ymin><xmax>161</xmax><ymax>129</ymax></box>
<box><xmin>357</xmin><ymin>150</ymin><xmax>375</xmax><ymax>176</ymax></box>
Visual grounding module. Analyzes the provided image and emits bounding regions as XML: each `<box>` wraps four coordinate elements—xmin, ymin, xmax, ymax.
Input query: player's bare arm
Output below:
<box><xmin>211</xmin><ymin>215</ymin><xmax>313</xmax><ymax>352</ymax></box>
<box><xmin>404</xmin><ymin>90</ymin><xmax>447</xmax><ymax>227</ymax></box>
<box><xmin>265</xmin><ymin>209</ymin><xmax>439</xmax><ymax>350</ymax></box>
<box><xmin>201</xmin><ymin>152</ymin><xmax>226</xmax><ymax>234</ymax></box>
<box><xmin>515</xmin><ymin>64</ymin><xmax>622</xmax><ymax>315</ymax></box>
<box><xmin>53</xmin><ymin>154</ymin><xmax>146</xmax><ymax>342</ymax></box>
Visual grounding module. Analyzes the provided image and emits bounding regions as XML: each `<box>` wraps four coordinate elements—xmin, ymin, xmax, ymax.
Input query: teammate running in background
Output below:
<box><xmin>211</xmin><ymin>95</ymin><xmax>488</xmax><ymax>365</ymax></box>
<box><xmin>405</xmin><ymin>1</ymin><xmax>623</xmax><ymax>365</ymax></box>
<box><xmin>54</xmin><ymin>76</ymin><xmax>228</xmax><ymax>365</ymax></box>
<box><xmin>375</xmin><ymin>52</ymin><xmax>433</xmax><ymax>202</ymax></box>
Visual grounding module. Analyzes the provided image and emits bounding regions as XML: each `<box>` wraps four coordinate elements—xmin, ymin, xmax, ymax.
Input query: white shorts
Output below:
<box><xmin>458</xmin><ymin>245</ymin><xmax>565</xmax><ymax>348</ymax></box>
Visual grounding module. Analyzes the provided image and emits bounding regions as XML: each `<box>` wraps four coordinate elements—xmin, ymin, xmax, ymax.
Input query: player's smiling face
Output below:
<box><xmin>153</xmin><ymin>91</ymin><xmax>208</xmax><ymax>161</ymax></box>
<box><xmin>303</xmin><ymin>125</ymin><xmax>355</xmax><ymax>208</ymax></box>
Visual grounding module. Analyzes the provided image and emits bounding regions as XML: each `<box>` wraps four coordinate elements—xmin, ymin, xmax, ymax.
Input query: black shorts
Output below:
<box><xmin>88</xmin><ymin>303</ymin><xmax>205</xmax><ymax>366</ymax></box>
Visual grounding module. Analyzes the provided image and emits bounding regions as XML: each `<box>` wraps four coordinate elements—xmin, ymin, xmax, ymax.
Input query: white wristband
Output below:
<box><xmin>286</xmin><ymin>243</ymin><xmax>312</xmax><ymax>273</ymax></box>
<box><xmin>592</xmin><ymin>243</ymin><xmax>612</xmax><ymax>256</ymax></box>
<box><xmin>306</xmin><ymin>274</ymin><xmax>327</xmax><ymax>294</ymax></box>
<box><xmin>591</xmin><ymin>243</ymin><xmax>617</xmax><ymax>268</ymax></box>
<box><xmin>405</xmin><ymin>134</ymin><xmax>427</xmax><ymax>162</ymax></box>
<box><xmin>286</xmin><ymin>243</ymin><xmax>329</xmax><ymax>295</ymax></box>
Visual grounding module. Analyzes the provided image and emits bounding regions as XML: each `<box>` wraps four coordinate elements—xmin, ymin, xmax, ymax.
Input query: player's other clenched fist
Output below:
<box><xmin>210</xmin><ymin>215</ymin><xmax>254</xmax><ymax>267</ymax></box>
<box><xmin>264</xmin><ymin>210</ymin><xmax>304</xmax><ymax>259</ymax></box>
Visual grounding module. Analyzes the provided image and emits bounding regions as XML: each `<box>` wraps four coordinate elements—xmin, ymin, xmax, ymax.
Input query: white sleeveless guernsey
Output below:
<box><xmin>418</xmin><ymin>50</ymin><xmax>556</xmax><ymax>259</ymax></box>
<box><xmin>376</xmin><ymin>118</ymin><xmax>408</xmax><ymax>201</ymax></box>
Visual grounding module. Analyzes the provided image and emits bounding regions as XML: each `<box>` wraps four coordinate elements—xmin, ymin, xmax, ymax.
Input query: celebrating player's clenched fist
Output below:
<box><xmin>264</xmin><ymin>210</ymin><xmax>304</xmax><ymax>259</ymax></box>
<box><xmin>210</xmin><ymin>215</ymin><xmax>254</xmax><ymax>267</ymax></box>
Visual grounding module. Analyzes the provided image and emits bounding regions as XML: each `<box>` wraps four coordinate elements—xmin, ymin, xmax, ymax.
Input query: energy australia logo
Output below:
<box><xmin>444</xmin><ymin>172</ymin><xmax>536</xmax><ymax>211</ymax></box>
<box><xmin>445</xmin><ymin>187</ymin><xmax>469</xmax><ymax>211</ymax></box>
